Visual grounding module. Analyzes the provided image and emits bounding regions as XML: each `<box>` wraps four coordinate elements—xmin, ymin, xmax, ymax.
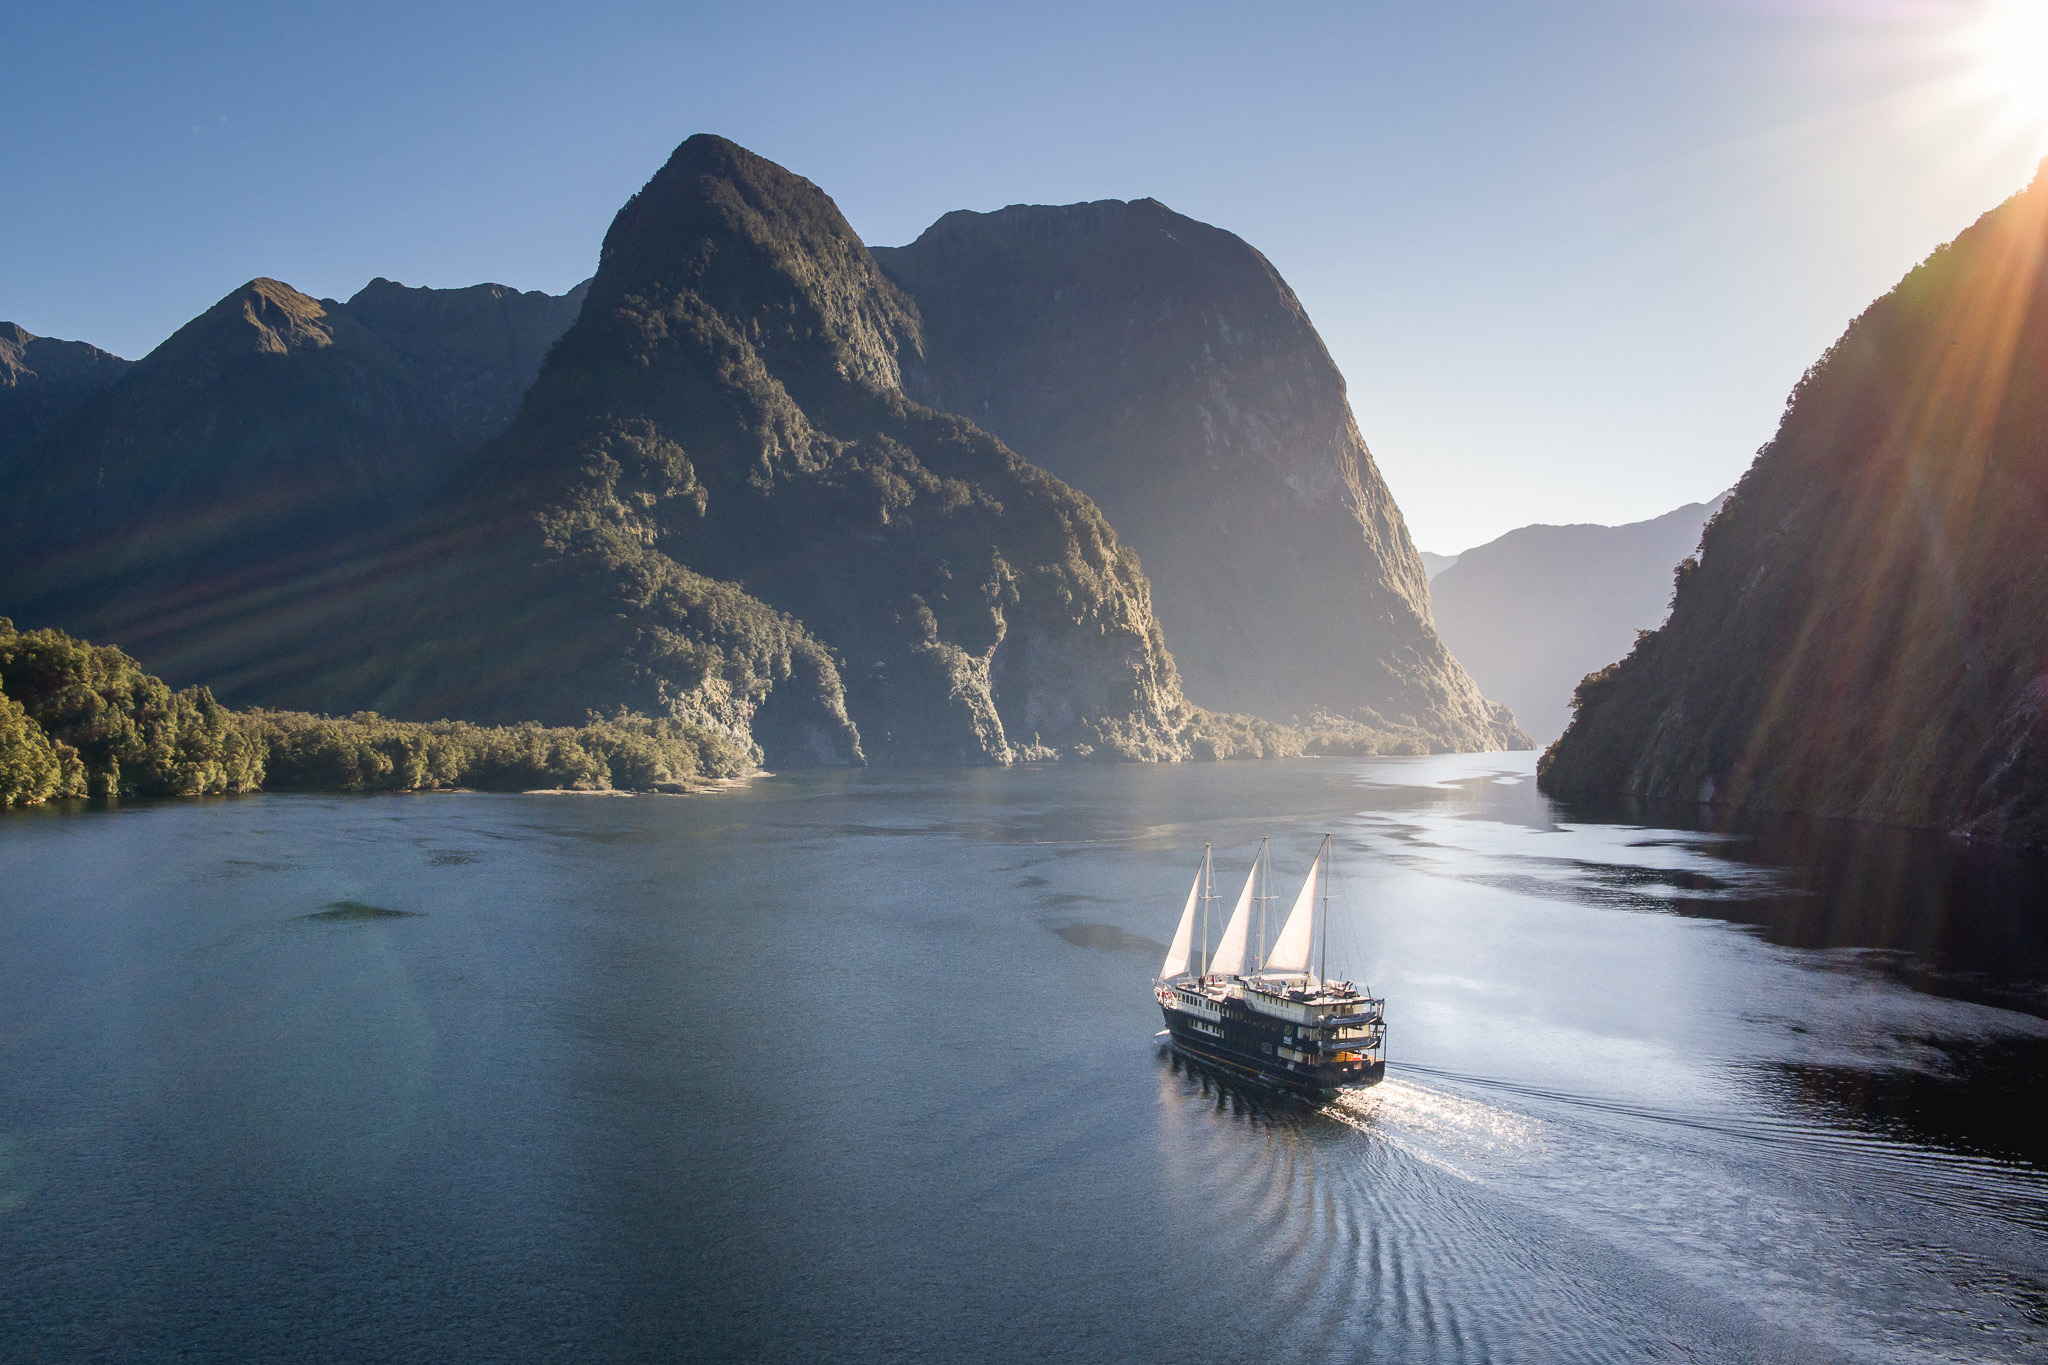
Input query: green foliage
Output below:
<box><xmin>0</xmin><ymin>618</ymin><xmax>756</xmax><ymax>811</ymax></box>
<box><xmin>1181</xmin><ymin>710</ymin><xmax>1433</xmax><ymax>761</ymax></box>
<box><xmin>0</xmin><ymin>617</ymin><xmax>263</xmax><ymax>798</ymax></box>
<box><xmin>0</xmin><ymin>683</ymin><xmax>83</xmax><ymax>806</ymax></box>
<box><xmin>1300</xmin><ymin>715</ymin><xmax>1433</xmax><ymax>758</ymax></box>
<box><xmin>1185</xmin><ymin>710</ymin><xmax>1306</xmax><ymax>762</ymax></box>
<box><xmin>243</xmin><ymin>708</ymin><xmax>753</xmax><ymax>793</ymax></box>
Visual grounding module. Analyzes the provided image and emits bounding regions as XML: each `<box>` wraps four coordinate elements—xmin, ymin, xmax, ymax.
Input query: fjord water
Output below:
<box><xmin>3</xmin><ymin>756</ymin><xmax>2045</xmax><ymax>1362</ymax></box>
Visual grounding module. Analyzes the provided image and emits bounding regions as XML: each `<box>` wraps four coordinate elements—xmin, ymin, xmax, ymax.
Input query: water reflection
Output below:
<box><xmin>1</xmin><ymin>753</ymin><xmax>2045</xmax><ymax>1361</ymax></box>
<box><xmin>1556</xmin><ymin>787</ymin><xmax>2048</xmax><ymax>1013</ymax></box>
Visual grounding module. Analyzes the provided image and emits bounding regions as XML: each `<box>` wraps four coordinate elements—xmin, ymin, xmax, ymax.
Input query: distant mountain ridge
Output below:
<box><xmin>1428</xmin><ymin>495</ymin><xmax>1728</xmax><ymax>743</ymax></box>
<box><xmin>875</xmin><ymin>199</ymin><xmax>1526</xmax><ymax>751</ymax></box>
<box><xmin>2</xmin><ymin>134</ymin><xmax>1533</xmax><ymax>767</ymax></box>
<box><xmin>0</xmin><ymin>323</ymin><xmax>131</xmax><ymax>467</ymax></box>
<box><xmin>0</xmin><ymin>275</ymin><xmax>587</xmax><ymax>695</ymax></box>
<box><xmin>1541</xmin><ymin>160</ymin><xmax>2048</xmax><ymax>847</ymax></box>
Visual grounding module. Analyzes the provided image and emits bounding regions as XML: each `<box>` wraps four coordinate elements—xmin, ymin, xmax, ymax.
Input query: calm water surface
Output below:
<box><xmin>3</xmin><ymin>754</ymin><xmax>2046</xmax><ymax>1362</ymax></box>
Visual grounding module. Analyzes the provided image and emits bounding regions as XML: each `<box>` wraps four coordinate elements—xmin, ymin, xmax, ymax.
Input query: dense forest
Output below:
<box><xmin>0</xmin><ymin>617</ymin><xmax>752</xmax><ymax>807</ymax></box>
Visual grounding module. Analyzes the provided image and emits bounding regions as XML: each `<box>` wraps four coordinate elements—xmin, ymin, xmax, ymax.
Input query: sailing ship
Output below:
<box><xmin>1153</xmin><ymin>835</ymin><xmax>1386</xmax><ymax>1100</ymax></box>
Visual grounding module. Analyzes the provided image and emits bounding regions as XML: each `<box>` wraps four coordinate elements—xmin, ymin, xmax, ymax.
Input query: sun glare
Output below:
<box><xmin>1957</xmin><ymin>0</ymin><xmax>2048</xmax><ymax>147</ymax></box>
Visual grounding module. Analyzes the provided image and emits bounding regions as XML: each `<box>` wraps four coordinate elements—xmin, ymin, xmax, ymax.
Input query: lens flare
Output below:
<box><xmin>1957</xmin><ymin>0</ymin><xmax>2048</xmax><ymax>147</ymax></box>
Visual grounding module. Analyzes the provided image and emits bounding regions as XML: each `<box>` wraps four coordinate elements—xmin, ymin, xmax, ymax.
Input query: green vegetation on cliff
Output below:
<box><xmin>363</xmin><ymin>135</ymin><xmax>1195</xmax><ymax>766</ymax></box>
<box><xmin>1540</xmin><ymin>160</ymin><xmax>2048</xmax><ymax>847</ymax></box>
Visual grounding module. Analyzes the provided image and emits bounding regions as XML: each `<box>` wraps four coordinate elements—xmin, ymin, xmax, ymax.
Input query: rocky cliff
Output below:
<box><xmin>1430</xmin><ymin>495</ymin><xmax>1727</xmax><ymax>743</ymax></box>
<box><xmin>358</xmin><ymin>136</ymin><xmax>1194</xmax><ymax>766</ymax></box>
<box><xmin>874</xmin><ymin>200</ymin><xmax>1525</xmax><ymax>751</ymax></box>
<box><xmin>1540</xmin><ymin>162</ymin><xmax>2048</xmax><ymax>846</ymax></box>
<box><xmin>0</xmin><ymin>276</ymin><xmax>586</xmax><ymax>696</ymax></box>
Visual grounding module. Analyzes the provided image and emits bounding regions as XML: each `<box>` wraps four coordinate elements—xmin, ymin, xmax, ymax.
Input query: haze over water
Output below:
<box><xmin>3</xmin><ymin>755</ymin><xmax>2045</xmax><ymax>1361</ymax></box>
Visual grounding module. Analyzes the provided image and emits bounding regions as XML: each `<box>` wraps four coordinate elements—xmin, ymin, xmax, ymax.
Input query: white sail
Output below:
<box><xmin>1160</xmin><ymin>865</ymin><xmax>1201</xmax><ymax>979</ymax></box>
<box><xmin>1206</xmin><ymin>861</ymin><xmax>1259</xmax><ymax>978</ymax></box>
<box><xmin>1263</xmin><ymin>850</ymin><xmax>1322</xmax><ymax>978</ymax></box>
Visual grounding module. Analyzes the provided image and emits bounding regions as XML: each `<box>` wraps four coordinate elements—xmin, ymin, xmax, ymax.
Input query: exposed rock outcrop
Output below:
<box><xmin>874</xmin><ymin>200</ymin><xmax>1526</xmax><ymax>751</ymax></box>
<box><xmin>1540</xmin><ymin>161</ymin><xmax>2048</xmax><ymax>846</ymax></box>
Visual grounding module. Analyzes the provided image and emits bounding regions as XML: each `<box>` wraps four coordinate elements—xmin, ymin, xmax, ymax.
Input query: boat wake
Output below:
<box><xmin>1324</xmin><ymin>1076</ymin><xmax>1542</xmax><ymax>1184</ymax></box>
<box><xmin>1306</xmin><ymin>1066</ymin><xmax>2048</xmax><ymax>1363</ymax></box>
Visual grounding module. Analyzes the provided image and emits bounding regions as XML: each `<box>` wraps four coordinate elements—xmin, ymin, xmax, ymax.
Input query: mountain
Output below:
<box><xmin>0</xmin><ymin>276</ymin><xmax>587</xmax><ymax>695</ymax></box>
<box><xmin>0</xmin><ymin>323</ymin><xmax>131</xmax><ymax>466</ymax></box>
<box><xmin>344</xmin><ymin>135</ymin><xmax>1193</xmax><ymax>767</ymax></box>
<box><xmin>872</xmin><ymin>200</ymin><xmax>1526</xmax><ymax>752</ymax></box>
<box><xmin>1419</xmin><ymin>551</ymin><xmax>1459</xmax><ymax>580</ymax></box>
<box><xmin>1540</xmin><ymin>161</ymin><xmax>2048</xmax><ymax>847</ymax></box>
<box><xmin>1428</xmin><ymin>495</ymin><xmax>1727</xmax><ymax>743</ymax></box>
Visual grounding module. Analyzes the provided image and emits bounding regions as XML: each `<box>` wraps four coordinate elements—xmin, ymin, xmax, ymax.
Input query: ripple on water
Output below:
<box><xmin>1151</xmin><ymin>1058</ymin><xmax>2048</xmax><ymax>1362</ymax></box>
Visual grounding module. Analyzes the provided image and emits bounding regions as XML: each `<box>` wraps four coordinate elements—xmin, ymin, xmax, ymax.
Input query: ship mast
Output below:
<box><xmin>1245</xmin><ymin>834</ymin><xmax>1261</xmax><ymax>970</ymax></box>
<box><xmin>1317</xmin><ymin>832</ymin><xmax>1331</xmax><ymax>989</ymax></box>
<box><xmin>1200</xmin><ymin>842</ymin><xmax>1214</xmax><ymax>981</ymax></box>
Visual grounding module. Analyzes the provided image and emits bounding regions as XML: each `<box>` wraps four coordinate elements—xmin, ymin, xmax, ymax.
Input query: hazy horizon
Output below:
<box><xmin>5</xmin><ymin>0</ymin><xmax>2045</xmax><ymax>550</ymax></box>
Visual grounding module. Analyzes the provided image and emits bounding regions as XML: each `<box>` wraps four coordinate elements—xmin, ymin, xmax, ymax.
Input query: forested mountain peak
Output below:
<box><xmin>587</xmin><ymin>133</ymin><xmax>925</xmax><ymax>408</ymax></box>
<box><xmin>1540</xmin><ymin>159</ymin><xmax>2048</xmax><ymax>845</ymax></box>
<box><xmin>367</xmin><ymin>133</ymin><xmax>1194</xmax><ymax>766</ymax></box>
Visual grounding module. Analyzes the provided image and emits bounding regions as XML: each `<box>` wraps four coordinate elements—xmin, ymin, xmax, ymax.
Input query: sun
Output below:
<box><xmin>1956</xmin><ymin>0</ymin><xmax>2048</xmax><ymax>147</ymax></box>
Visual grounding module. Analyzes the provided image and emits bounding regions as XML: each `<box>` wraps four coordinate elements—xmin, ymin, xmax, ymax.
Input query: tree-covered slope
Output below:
<box><xmin>0</xmin><ymin>277</ymin><xmax>586</xmax><ymax>698</ymax></box>
<box><xmin>874</xmin><ymin>200</ymin><xmax>1525</xmax><ymax>752</ymax></box>
<box><xmin>363</xmin><ymin>136</ymin><xmax>1193</xmax><ymax>766</ymax></box>
<box><xmin>1540</xmin><ymin>162</ymin><xmax>2048</xmax><ymax>846</ymax></box>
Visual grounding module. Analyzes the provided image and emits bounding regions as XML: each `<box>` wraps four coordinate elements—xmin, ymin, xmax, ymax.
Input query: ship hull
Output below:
<box><xmin>1160</xmin><ymin>1004</ymin><xmax>1385</xmax><ymax>1101</ymax></box>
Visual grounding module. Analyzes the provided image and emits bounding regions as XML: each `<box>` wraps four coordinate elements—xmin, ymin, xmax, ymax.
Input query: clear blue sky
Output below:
<box><xmin>4</xmin><ymin>0</ymin><xmax>2044</xmax><ymax>551</ymax></box>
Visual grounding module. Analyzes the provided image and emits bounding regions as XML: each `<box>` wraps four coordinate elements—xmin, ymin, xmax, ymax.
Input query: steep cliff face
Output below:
<box><xmin>370</xmin><ymin>136</ymin><xmax>1193</xmax><ymax>766</ymax></box>
<box><xmin>0</xmin><ymin>276</ymin><xmax>586</xmax><ymax>695</ymax></box>
<box><xmin>1541</xmin><ymin>162</ymin><xmax>2048</xmax><ymax>846</ymax></box>
<box><xmin>0</xmin><ymin>323</ymin><xmax>131</xmax><ymax>467</ymax></box>
<box><xmin>873</xmin><ymin>201</ymin><xmax>1525</xmax><ymax>751</ymax></box>
<box><xmin>1430</xmin><ymin>495</ymin><xmax>1727</xmax><ymax>743</ymax></box>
